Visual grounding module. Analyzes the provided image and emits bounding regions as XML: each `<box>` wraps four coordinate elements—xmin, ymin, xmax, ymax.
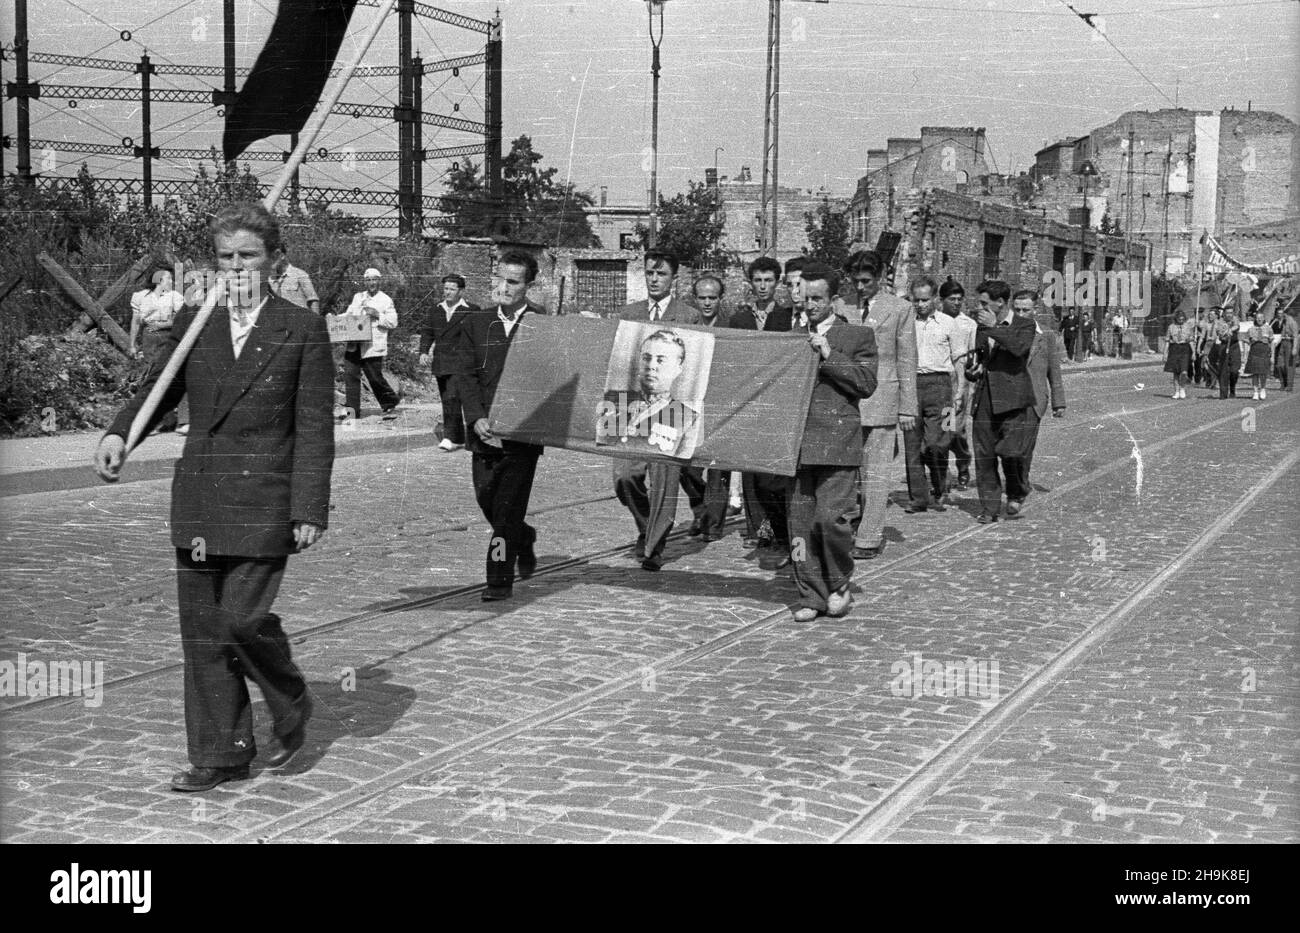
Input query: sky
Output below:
<box><xmin>2</xmin><ymin>0</ymin><xmax>1297</xmax><ymax>215</ymax></box>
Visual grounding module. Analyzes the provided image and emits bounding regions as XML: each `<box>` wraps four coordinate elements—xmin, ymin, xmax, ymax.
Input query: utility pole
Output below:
<box><xmin>13</xmin><ymin>0</ymin><xmax>32</xmax><ymax>185</ymax></box>
<box><xmin>136</xmin><ymin>53</ymin><xmax>157</xmax><ymax>208</ymax></box>
<box><xmin>1161</xmin><ymin>134</ymin><xmax>1172</xmax><ymax>273</ymax></box>
<box><xmin>412</xmin><ymin>54</ymin><xmax>423</xmax><ymax>235</ymax></box>
<box><xmin>397</xmin><ymin>0</ymin><xmax>415</xmax><ymax>236</ymax></box>
<box><xmin>759</xmin><ymin>0</ymin><xmax>781</xmax><ymax>256</ymax></box>
<box><xmin>1125</xmin><ymin>124</ymin><xmax>1135</xmax><ymax>242</ymax></box>
<box><xmin>485</xmin><ymin>12</ymin><xmax>503</xmax><ymax>203</ymax></box>
<box><xmin>757</xmin><ymin>0</ymin><xmax>828</xmax><ymax>257</ymax></box>
<box><xmin>212</xmin><ymin>0</ymin><xmax>237</xmax><ymax>123</ymax></box>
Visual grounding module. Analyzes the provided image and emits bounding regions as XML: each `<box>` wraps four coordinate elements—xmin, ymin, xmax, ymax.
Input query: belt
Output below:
<box><xmin>916</xmin><ymin>371</ymin><xmax>951</xmax><ymax>379</ymax></box>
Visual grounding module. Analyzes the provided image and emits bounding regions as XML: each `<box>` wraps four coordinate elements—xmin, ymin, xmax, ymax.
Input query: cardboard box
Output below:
<box><xmin>326</xmin><ymin>312</ymin><xmax>373</xmax><ymax>344</ymax></box>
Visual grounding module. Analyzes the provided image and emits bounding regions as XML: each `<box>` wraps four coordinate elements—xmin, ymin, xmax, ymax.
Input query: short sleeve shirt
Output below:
<box><xmin>269</xmin><ymin>264</ymin><xmax>319</xmax><ymax>310</ymax></box>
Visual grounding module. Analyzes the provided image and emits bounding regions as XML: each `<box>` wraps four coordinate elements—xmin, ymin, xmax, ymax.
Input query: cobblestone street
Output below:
<box><xmin>2</xmin><ymin>364</ymin><xmax>1297</xmax><ymax>843</ymax></box>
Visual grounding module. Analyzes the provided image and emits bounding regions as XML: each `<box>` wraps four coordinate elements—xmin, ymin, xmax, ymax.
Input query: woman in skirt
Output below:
<box><xmin>1244</xmin><ymin>310</ymin><xmax>1273</xmax><ymax>399</ymax></box>
<box><xmin>1164</xmin><ymin>310</ymin><xmax>1195</xmax><ymax>399</ymax></box>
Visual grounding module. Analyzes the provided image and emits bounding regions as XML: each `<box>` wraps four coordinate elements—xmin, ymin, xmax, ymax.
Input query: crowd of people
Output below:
<box><xmin>1164</xmin><ymin>301</ymin><xmax>1298</xmax><ymax>400</ymax></box>
<box><xmin>100</xmin><ymin>201</ymin><xmax>1189</xmax><ymax>794</ymax></box>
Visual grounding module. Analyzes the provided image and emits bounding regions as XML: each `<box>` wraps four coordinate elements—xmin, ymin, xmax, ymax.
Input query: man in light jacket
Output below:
<box><xmin>343</xmin><ymin>267</ymin><xmax>400</xmax><ymax>418</ymax></box>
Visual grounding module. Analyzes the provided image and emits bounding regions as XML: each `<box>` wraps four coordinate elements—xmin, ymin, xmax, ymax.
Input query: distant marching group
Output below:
<box><xmin>1161</xmin><ymin>299</ymin><xmax>1298</xmax><ymax>401</ymax></box>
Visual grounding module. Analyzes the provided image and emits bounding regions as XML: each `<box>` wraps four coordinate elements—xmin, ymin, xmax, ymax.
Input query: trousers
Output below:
<box><xmin>472</xmin><ymin>447</ymin><xmax>540</xmax><ymax>592</ymax></box>
<box><xmin>344</xmin><ymin>345</ymin><xmax>400</xmax><ymax>415</ymax></box>
<box><xmin>175</xmin><ymin>550</ymin><xmax>308</xmax><ymax>768</ymax></box>
<box><xmin>788</xmin><ymin>466</ymin><xmax>858</xmax><ymax>611</ymax></box>
<box><xmin>613</xmin><ymin>460</ymin><xmax>705</xmax><ymax>559</ymax></box>
<box><xmin>435</xmin><ymin>373</ymin><xmax>465</xmax><ymax>444</ymax></box>
<box><xmin>972</xmin><ymin>403</ymin><xmax>1035</xmax><ymax>514</ymax></box>
<box><xmin>854</xmin><ymin>424</ymin><xmax>899</xmax><ymax>549</ymax></box>
<box><xmin>903</xmin><ymin>372</ymin><xmax>953</xmax><ymax>505</ymax></box>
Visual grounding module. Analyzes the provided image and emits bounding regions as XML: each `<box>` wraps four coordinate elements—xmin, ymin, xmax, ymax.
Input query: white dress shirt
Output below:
<box><xmin>915</xmin><ymin>311</ymin><xmax>959</xmax><ymax>374</ymax></box>
<box><xmin>230</xmin><ymin>298</ymin><xmax>268</xmax><ymax>359</ymax></box>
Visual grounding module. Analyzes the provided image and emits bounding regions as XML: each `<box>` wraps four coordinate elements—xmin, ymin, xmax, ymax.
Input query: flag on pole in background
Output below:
<box><xmin>223</xmin><ymin>0</ymin><xmax>359</xmax><ymax>162</ymax></box>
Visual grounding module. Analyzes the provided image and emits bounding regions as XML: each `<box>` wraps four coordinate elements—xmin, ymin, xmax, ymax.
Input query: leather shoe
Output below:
<box><xmin>852</xmin><ymin>543</ymin><xmax>884</xmax><ymax>560</ymax></box>
<box><xmin>633</xmin><ymin>535</ymin><xmax>646</xmax><ymax>559</ymax></box>
<box><xmin>903</xmin><ymin>501</ymin><xmax>928</xmax><ymax>514</ymax></box>
<box><xmin>687</xmin><ymin>519</ymin><xmax>703</xmax><ymax>537</ymax></box>
<box><xmin>640</xmin><ymin>556</ymin><xmax>662</xmax><ymax>572</ymax></box>
<box><xmin>791</xmin><ymin>607</ymin><xmax>819</xmax><ymax>622</ymax></box>
<box><xmin>171</xmin><ymin>764</ymin><xmax>249</xmax><ymax>793</ymax></box>
<box><xmin>826</xmin><ymin>586</ymin><xmax>853</xmax><ymax>618</ymax></box>
<box><xmin>956</xmin><ymin>471</ymin><xmax>970</xmax><ymax>490</ymax></box>
<box><xmin>265</xmin><ymin>694</ymin><xmax>312</xmax><ymax>769</ymax></box>
<box><xmin>976</xmin><ymin>511</ymin><xmax>999</xmax><ymax>524</ymax></box>
<box><xmin>1005</xmin><ymin>499</ymin><xmax>1023</xmax><ymax>517</ymax></box>
<box><xmin>481</xmin><ymin>587</ymin><xmax>513</xmax><ymax>602</ymax></box>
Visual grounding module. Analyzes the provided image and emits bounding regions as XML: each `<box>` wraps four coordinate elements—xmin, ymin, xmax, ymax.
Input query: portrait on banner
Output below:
<box><xmin>595</xmin><ymin>322</ymin><xmax>714</xmax><ymax>460</ymax></box>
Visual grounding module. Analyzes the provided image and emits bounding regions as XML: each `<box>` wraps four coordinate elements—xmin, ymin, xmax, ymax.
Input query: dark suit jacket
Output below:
<box><xmin>618</xmin><ymin>295</ymin><xmax>700</xmax><ymax>324</ymax></box>
<box><xmin>972</xmin><ymin>314</ymin><xmax>1037</xmax><ymax>416</ymax></box>
<box><xmin>106</xmin><ymin>296</ymin><xmax>335</xmax><ymax>558</ymax></box>
<box><xmin>729</xmin><ymin>302</ymin><xmax>794</xmax><ymax>332</ymax></box>
<box><xmin>455</xmin><ymin>303</ymin><xmax>545</xmax><ymax>456</ymax></box>
<box><xmin>417</xmin><ymin>299</ymin><xmax>481</xmax><ymax>376</ymax></box>
<box><xmin>799</xmin><ymin>319</ymin><xmax>879</xmax><ymax>467</ymax></box>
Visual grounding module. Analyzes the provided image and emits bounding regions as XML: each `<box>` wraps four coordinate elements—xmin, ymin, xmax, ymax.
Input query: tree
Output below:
<box><xmin>803</xmin><ymin>198</ymin><xmax>851</xmax><ymax>269</ymax></box>
<box><xmin>635</xmin><ymin>181</ymin><xmax>727</xmax><ymax>268</ymax></box>
<box><xmin>440</xmin><ymin>135</ymin><xmax>600</xmax><ymax>247</ymax></box>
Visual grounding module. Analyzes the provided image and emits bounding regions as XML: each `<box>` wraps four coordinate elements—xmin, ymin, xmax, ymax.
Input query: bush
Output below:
<box><xmin>0</xmin><ymin>332</ymin><xmax>142</xmax><ymax>436</ymax></box>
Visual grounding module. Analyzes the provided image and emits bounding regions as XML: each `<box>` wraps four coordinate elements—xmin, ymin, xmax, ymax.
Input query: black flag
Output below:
<box><xmin>222</xmin><ymin>0</ymin><xmax>359</xmax><ymax>162</ymax></box>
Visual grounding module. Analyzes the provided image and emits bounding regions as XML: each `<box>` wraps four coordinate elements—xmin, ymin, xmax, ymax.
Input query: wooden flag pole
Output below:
<box><xmin>124</xmin><ymin>0</ymin><xmax>400</xmax><ymax>454</ymax></box>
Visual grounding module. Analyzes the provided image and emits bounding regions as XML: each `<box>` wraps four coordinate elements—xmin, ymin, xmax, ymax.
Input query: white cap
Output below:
<box><xmin>364</xmin><ymin>267</ymin><xmax>382</xmax><ymax>279</ymax></box>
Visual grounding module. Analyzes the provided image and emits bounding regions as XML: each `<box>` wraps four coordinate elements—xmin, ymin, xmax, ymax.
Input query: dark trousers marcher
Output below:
<box><xmin>949</xmin><ymin>420</ymin><xmax>971</xmax><ymax>478</ymax></box>
<box><xmin>741</xmin><ymin>473</ymin><xmax>767</xmax><ymax>539</ymax></box>
<box><xmin>700</xmin><ymin>468</ymin><xmax>730</xmax><ymax>538</ymax></box>
<box><xmin>343</xmin><ymin>344</ymin><xmax>400</xmax><ymax>415</ymax></box>
<box><xmin>1063</xmin><ymin>332</ymin><xmax>1076</xmax><ymax>362</ymax></box>
<box><xmin>788</xmin><ymin>466</ymin><xmax>858</xmax><ymax>612</ymax></box>
<box><xmin>1207</xmin><ymin>343</ymin><xmax>1223</xmax><ymax>389</ymax></box>
<box><xmin>472</xmin><ymin>447</ymin><xmax>539</xmax><ymax>593</ymax></box>
<box><xmin>754</xmin><ymin>472</ymin><xmax>792</xmax><ymax>546</ymax></box>
<box><xmin>435</xmin><ymin>373</ymin><xmax>465</xmax><ymax>444</ymax></box>
<box><xmin>1218</xmin><ymin>345</ymin><xmax>1241</xmax><ymax>398</ymax></box>
<box><xmin>175</xmin><ymin>550</ymin><xmax>309</xmax><ymax>769</ymax></box>
<box><xmin>613</xmin><ymin>461</ymin><xmax>705</xmax><ymax>560</ymax></box>
<box><xmin>903</xmin><ymin>372</ymin><xmax>953</xmax><ymax>506</ymax></box>
<box><xmin>972</xmin><ymin>403</ymin><xmax>1035</xmax><ymax>515</ymax></box>
<box><xmin>1275</xmin><ymin>342</ymin><xmax>1294</xmax><ymax>391</ymax></box>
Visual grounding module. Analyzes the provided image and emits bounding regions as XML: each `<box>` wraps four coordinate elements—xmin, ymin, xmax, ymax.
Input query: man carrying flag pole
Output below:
<box><xmin>91</xmin><ymin>0</ymin><xmax>399</xmax><ymax>792</ymax></box>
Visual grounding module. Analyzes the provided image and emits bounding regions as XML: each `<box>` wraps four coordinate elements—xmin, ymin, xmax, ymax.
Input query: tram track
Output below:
<box><xmin>226</xmin><ymin>394</ymin><xmax>1294</xmax><ymax>842</ymax></box>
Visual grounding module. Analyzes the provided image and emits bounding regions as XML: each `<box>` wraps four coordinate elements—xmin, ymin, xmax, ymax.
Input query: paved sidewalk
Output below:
<box><xmin>0</xmin><ymin>403</ymin><xmax>446</xmax><ymax>496</ymax></box>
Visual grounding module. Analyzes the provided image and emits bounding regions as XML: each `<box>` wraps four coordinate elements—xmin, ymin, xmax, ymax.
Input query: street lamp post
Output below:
<box><xmin>645</xmin><ymin>1</ymin><xmax>669</xmax><ymax>247</ymax></box>
<box><xmin>713</xmin><ymin>146</ymin><xmax>724</xmax><ymax>181</ymax></box>
<box><xmin>1076</xmin><ymin>158</ymin><xmax>1100</xmax><ymax>354</ymax></box>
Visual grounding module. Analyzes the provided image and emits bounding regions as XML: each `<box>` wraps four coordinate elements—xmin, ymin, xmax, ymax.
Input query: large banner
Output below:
<box><xmin>1204</xmin><ymin>234</ymin><xmax>1300</xmax><ymax>275</ymax></box>
<box><xmin>488</xmin><ymin>316</ymin><xmax>819</xmax><ymax>476</ymax></box>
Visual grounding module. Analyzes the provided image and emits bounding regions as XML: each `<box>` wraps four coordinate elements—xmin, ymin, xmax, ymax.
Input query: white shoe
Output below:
<box><xmin>437</xmin><ymin>438</ymin><xmax>463</xmax><ymax>452</ymax></box>
<box><xmin>1252</xmin><ymin>390</ymin><xmax>1259</xmax><ymax>400</ymax></box>
<box><xmin>174</xmin><ymin>424</ymin><xmax>190</xmax><ymax>435</ymax></box>
<box><xmin>1261</xmin><ymin>388</ymin><xmax>1267</xmax><ymax>399</ymax></box>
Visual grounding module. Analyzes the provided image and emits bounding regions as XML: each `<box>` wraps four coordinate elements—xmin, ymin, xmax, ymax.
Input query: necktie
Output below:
<box><xmin>650</xmin><ymin>302</ymin><xmax>661</xmax><ymax>322</ymax></box>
